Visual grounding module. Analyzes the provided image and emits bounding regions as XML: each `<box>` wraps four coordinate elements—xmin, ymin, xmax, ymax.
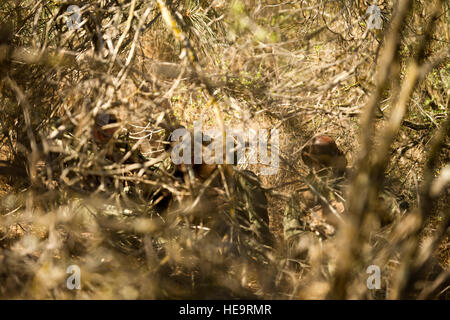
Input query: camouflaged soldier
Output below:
<box><xmin>92</xmin><ymin>112</ymin><xmax>151</xmax><ymax>164</ymax></box>
<box><xmin>90</xmin><ymin>115</ymin><xmax>273</xmax><ymax>244</ymax></box>
<box><xmin>283</xmin><ymin>135</ymin><xmax>347</xmax><ymax>258</ymax></box>
<box><xmin>167</xmin><ymin>129</ymin><xmax>274</xmax><ymax>248</ymax></box>
<box><xmin>283</xmin><ymin>135</ymin><xmax>411</xmax><ymax>253</ymax></box>
<box><xmin>233</xmin><ymin>169</ymin><xmax>273</xmax><ymax>247</ymax></box>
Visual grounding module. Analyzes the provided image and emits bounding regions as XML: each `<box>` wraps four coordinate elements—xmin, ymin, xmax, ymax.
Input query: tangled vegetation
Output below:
<box><xmin>0</xmin><ymin>0</ymin><xmax>448</xmax><ymax>299</ymax></box>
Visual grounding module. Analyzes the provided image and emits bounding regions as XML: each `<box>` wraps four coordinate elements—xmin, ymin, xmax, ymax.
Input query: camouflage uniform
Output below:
<box><xmin>233</xmin><ymin>169</ymin><xmax>273</xmax><ymax>247</ymax></box>
<box><xmin>134</xmin><ymin>145</ymin><xmax>274</xmax><ymax>249</ymax></box>
<box><xmin>283</xmin><ymin>194</ymin><xmax>307</xmax><ymax>243</ymax></box>
<box><xmin>282</xmin><ymin>170</ymin><xmax>346</xmax><ymax>266</ymax></box>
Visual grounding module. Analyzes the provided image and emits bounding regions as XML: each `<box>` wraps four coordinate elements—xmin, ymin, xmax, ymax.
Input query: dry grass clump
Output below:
<box><xmin>0</xmin><ymin>0</ymin><xmax>448</xmax><ymax>299</ymax></box>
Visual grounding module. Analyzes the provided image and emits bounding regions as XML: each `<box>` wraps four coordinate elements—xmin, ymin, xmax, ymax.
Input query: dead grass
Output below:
<box><xmin>0</xmin><ymin>0</ymin><xmax>448</xmax><ymax>299</ymax></box>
